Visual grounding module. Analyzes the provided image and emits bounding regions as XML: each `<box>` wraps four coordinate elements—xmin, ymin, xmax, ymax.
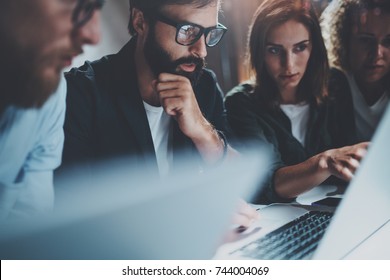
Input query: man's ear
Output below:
<box><xmin>132</xmin><ymin>8</ymin><xmax>147</xmax><ymax>35</ymax></box>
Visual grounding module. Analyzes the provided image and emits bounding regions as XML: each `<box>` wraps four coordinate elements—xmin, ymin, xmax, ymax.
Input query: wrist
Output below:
<box><xmin>190</xmin><ymin>122</ymin><xmax>227</xmax><ymax>164</ymax></box>
<box><xmin>316</xmin><ymin>151</ymin><xmax>332</xmax><ymax>177</ymax></box>
<box><xmin>215</xmin><ymin>130</ymin><xmax>228</xmax><ymax>163</ymax></box>
<box><xmin>190</xmin><ymin>119</ymin><xmax>215</xmax><ymax>143</ymax></box>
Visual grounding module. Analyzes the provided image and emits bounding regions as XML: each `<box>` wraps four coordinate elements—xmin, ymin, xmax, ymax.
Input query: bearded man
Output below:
<box><xmin>0</xmin><ymin>0</ymin><xmax>102</xmax><ymax>218</ymax></box>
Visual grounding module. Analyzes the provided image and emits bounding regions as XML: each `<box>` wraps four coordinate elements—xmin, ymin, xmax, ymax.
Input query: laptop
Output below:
<box><xmin>217</xmin><ymin>105</ymin><xmax>390</xmax><ymax>260</ymax></box>
<box><xmin>0</xmin><ymin>150</ymin><xmax>270</xmax><ymax>260</ymax></box>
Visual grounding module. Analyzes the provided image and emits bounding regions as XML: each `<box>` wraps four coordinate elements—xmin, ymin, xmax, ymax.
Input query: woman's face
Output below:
<box><xmin>348</xmin><ymin>10</ymin><xmax>390</xmax><ymax>84</ymax></box>
<box><xmin>264</xmin><ymin>19</ymin><xmax>312</xmax><ymax>101</ymax></box>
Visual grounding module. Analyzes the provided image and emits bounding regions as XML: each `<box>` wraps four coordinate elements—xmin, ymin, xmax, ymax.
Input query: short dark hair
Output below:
<box><xmin>321</xmin><ymin>0</ymin><xmax>390</xmax><ymax>71</ymax></box>
<box><xmin>247</xmin><ymin>0</ymin><xmax>329</xmax><ymax>110</ymax></box>
<box><xmin>128</xmin><ymin>0</ymin><xmax>220</xmax><ymax>36</ymax></box>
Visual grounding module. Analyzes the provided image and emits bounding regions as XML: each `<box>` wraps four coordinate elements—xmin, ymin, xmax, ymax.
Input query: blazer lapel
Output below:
<box><xmin>110</xmin><ymin>40</ymin><xmax>157</xmax><ymax>162</ymax></box>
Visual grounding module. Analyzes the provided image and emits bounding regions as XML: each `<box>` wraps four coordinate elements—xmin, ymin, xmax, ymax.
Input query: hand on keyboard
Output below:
<box><xmin>219</xmin><ymin>199</ymin><xmax>260</xmax><ymax>245</ymax></box>
<box><xmin>231</xmin><ymin>198</ymin><xmax>260</xmax><ymax>229</ymax></box>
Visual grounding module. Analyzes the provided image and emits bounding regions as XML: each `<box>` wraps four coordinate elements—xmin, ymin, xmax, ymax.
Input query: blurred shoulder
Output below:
<box><xmin>225</xmin><ymin>82</ymin><xmax>255</xmax><ymax>102</ymax></box>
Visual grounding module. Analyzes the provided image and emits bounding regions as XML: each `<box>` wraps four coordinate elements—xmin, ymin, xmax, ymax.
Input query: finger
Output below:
<box><xmin>339</xmin><ymin>166</ymin><xmax>354</xmax><ymax>181</ymax></box>
<box><xmin>330</xmin><ymin>162</ymin><xmax>354</xmax><ymax>181</ymax></box>
<box><xmin>156</xmin><ymin>80</ymin><xmax>186</xmax><ymax>92</ymax></box>
<box><xmin>230</xmin><ymin>199</ymin><xmax>260</xmax><ymax>229</ymax></box>
<box><xmin>160</xmin><ymin>96</ymin><xmax>183</xmax><ymax>116</ymax></box>
<box><xmin>328</xmin><ymin>157</ymin><xmax>349</xmax><ymax>177</ymax></box>
<box><xmin>358</xmin><ymin>141</ymin><xmax>370</xmax><ymax>149</ymax></box>
<box><xmin>236</xmin><ymin>199</ymin><xmax>260</xmax><ymax>221</ymax></box>
<box><xmin>342</xmin><ymin>157</ymin><xmax>360</xmax><ymax>174</ymax></box>
<box><xmin>157</xmin><ymin>85</ymin><xmax>193</xmax><ymax>100</ymax></box>
<box><xmin>348</xmin><ymin>142</ymin><xmax>369</xmax><ymax>160</ymax></box>
<box><xmin>350</xmin><ymin>147</ymin><xmax>368</xmax><ymax>161</ymax></box>
<box><xmin>231</xmin><ymin>213</ymin><xmax>253</xmax><ymax>228</ymax></box>
<box><xmin>158</xmin><ymin>72</ymin><xmax>188</xmax><ymax>83</ymax></box>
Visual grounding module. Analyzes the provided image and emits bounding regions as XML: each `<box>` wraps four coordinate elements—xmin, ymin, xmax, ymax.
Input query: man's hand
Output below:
<box><xmin>155</xmin><ymin>73</ymin><xmax>210</xmax><ymax>139</ymax></box>
<box><xmin>231</xmin><ymin>198</ymin><xmax>260</xmax><ymax>229</ymax></box>
<box><xmin>154</xmin><ymin>73</ymin><xmax>226</xmax><ymax>164</ymax></box>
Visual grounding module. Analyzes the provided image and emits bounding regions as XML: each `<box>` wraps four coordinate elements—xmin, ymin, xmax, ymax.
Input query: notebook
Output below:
<box><xmin>0</xmin><ymin>150</ymin><xmax>270</xmax><ymax>260</ymax></box>
<box><xmin>217</xmin><ymin>105</ymin><xmax>390</xmax><ymax>260</ymax></box>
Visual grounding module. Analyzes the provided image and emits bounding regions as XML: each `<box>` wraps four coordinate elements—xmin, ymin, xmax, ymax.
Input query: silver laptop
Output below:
<box><xmin>0</xmin><ymin>151</ymin><xmax>269</xmax><ymax>260</ymax></box>
<box><xmin>217</xmin><ymin>105</ymin><xmax>390</xmax><ymax>260</ymax></box>
<box><xmin>314</xmin><ymin>104</ymin><xmax>390</xmax><ymax>259</ymax></box>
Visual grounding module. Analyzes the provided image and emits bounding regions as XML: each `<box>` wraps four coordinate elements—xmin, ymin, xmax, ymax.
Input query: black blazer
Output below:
<box><xmin>63</xmin><ymin>39</ymin><xmax>229</xmax><ymax>173</ymax></box>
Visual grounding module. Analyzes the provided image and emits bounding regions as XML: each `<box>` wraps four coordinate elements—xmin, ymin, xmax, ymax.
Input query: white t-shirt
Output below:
<box><xmin>143</xmin><ymin>102</ymin><xmax>172</xmax><ymax>177</ymax></box>
<box><xmin>346</xmin><ymin>73</ymin><xmax>389</xmax><ymax>142</ymax></box>
<box><xmin>280</xmin><ymin>103</ymin><xmax>310</xmax><ymax>147</ymax></box>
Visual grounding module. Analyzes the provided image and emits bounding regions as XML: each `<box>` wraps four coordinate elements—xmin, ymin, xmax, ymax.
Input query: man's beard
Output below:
<box><xmin>143</xmin><ymin>28</ymin><xmax>206</xmax><ymax>87</ymax></box>
<box><xmin>0</xmin><ymin>39</ymin><xmax>61</xmax><ymax>111</ymax></box>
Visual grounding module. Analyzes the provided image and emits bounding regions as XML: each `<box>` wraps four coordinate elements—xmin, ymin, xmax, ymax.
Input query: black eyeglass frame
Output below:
<box><xmin>154</xmin><ymin>13</ymin><xmax>227</xmax><ymax>47</ymax></box>
<box><xmin>72</xmin><ymin>0</ymin><xmax>105</xmax><ymax>28</ymax></box>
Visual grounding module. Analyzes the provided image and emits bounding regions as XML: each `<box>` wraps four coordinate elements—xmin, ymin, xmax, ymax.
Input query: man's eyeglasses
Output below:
<box><xmin>154</xmin><ymin>13</ymin><xmax>227</xmax><ymax>47</ymax></box>
<box><xmin>72</xmin><ymin>0</ymin><xmax>105</xmax><ymax>28</ymax></box>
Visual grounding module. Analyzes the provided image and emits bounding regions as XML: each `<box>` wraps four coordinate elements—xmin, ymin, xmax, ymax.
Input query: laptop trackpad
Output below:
<box><xmin>246</xmin><ymin>204</ymin><xmax>309</xmax><ymax>237</ymax></box>
<box><xmin>258</xmin><ymin>203</ymin><xmax>308</xmax><ymax>224</ymax></box>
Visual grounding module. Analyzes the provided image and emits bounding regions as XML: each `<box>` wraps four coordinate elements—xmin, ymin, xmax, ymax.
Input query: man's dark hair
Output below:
<box><xmin>128</xmin><ymin>0</ymin><xmax>220</xmax><ymax>36</ymax></box>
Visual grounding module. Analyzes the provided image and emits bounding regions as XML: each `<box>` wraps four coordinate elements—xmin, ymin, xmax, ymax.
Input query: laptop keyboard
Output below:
<box><xmin>232</xmin><ymin>211</ymin><xmax>334</xmax><ymax>260</ymax></box>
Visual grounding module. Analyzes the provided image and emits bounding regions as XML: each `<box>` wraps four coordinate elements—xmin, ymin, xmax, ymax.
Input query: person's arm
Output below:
<box><xmin>225</xmin><ymin>89</ymin><xmax>289</xmax><ymax>204</ymax></box>
<box><xmin>274</xmin><ymin>142</ymin><xmax>369</xmax><ymax>199</ymax></box>
<box><xmin>2</xmin><ymin>77</ymin><xmax>66</xmax><ymax>218</ymax></box>
<box><xmin>155</xmin><ymin>73</ymin><xmax>235</xmax><ymax>164</ymax></box>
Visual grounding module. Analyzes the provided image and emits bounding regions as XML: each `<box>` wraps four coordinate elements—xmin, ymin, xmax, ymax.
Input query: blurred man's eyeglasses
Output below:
<box><xmin>154</xmin><ymin>13</ymin><xmax>227</xmax><ymax>47</ymax></box>
<box><xmin>72</xmin><ymin>0</ymin><xmax>105</xmax><ymax>28</ymax></box>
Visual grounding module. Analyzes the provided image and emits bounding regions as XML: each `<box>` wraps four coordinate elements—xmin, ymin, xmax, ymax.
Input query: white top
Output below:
<box><xmin>346</xmin><ymin>73</ymin><xmax>389</xmax><ymax>142</ymax></box>
<box><xmin>280</xmin><ymin>103</ymin><xmax>310</xmax><ymax>147</ymax></box>
<box><xmin>143</xmin><ymin>102</ymin><xmax>172</xmax><ymax>177</ymax></box>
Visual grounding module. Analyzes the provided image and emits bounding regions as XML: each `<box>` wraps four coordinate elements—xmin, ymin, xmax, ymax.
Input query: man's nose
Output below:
<box><xmin>189</xmin><ymin>35</ymin><xmax>208</xmax><ymax>59</ymax></box>
<box><xmin>73</xmin><ymin>10</ymin><xmax>102</xmax><ymax>46</ymax></box>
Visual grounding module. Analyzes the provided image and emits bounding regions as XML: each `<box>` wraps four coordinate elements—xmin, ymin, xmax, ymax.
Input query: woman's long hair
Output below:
<box><xmin>321</xmin><ymin>0</ymin><xmax>390</xmax><ymax>91</ymax></box>
<box><xmin>247</xmin><ymin>0</ymin><xmax>329</xmax><ymax>110</ymax></box>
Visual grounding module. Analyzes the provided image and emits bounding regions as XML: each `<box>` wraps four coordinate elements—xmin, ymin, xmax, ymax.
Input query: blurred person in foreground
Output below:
<box><xmin>62</xmin><ymin>0</ymin><xmax>258</xmax><ymax>227</ymax></box>
<box><xmin>0</xmin><ymin>0</ymin><xmax>102</xmax><ymax>219</ymax></box>
<box><xmin>321</xmin><ymin>0</ymin><xmax>390</xmax><ymax>143</ymax></box>
<box><xmin>225</xmin><ymin>0</ymin><xmax>368</xmax><ymax>204</ymax></box>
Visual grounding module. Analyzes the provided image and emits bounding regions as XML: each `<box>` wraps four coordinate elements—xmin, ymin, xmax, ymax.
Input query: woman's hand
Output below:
<box><xmin>319</xmin><ymin>142</ymin><xmax>369</xmax><ymax>181</ymax></box>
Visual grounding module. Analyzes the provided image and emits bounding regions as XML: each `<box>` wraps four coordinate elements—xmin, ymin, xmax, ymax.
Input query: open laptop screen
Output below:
<box><xmin>313</xmin><ymin>105</ymin><xmax>390</xmax><ymax>259</ymax></box>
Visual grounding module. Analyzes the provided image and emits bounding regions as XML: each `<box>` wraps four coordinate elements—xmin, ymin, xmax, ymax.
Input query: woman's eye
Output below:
<box><xmin>381</xmin><ymin>37</ymin><xmax>390</xmax><ymax>48</ymax></box>
<box><xmin>267</xmin><ymin>47</ymin><xmax>281</xmax><ymax>55</ymax></box>
<box><xmin>357</xmin><ymin>36</ymin><xmax>376</xmax><ymax>47</ymax></box>
<box><xmin>294</xmin><ymin>44</ymin><xmax>307</xmax><ymax>52</ymax></box>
